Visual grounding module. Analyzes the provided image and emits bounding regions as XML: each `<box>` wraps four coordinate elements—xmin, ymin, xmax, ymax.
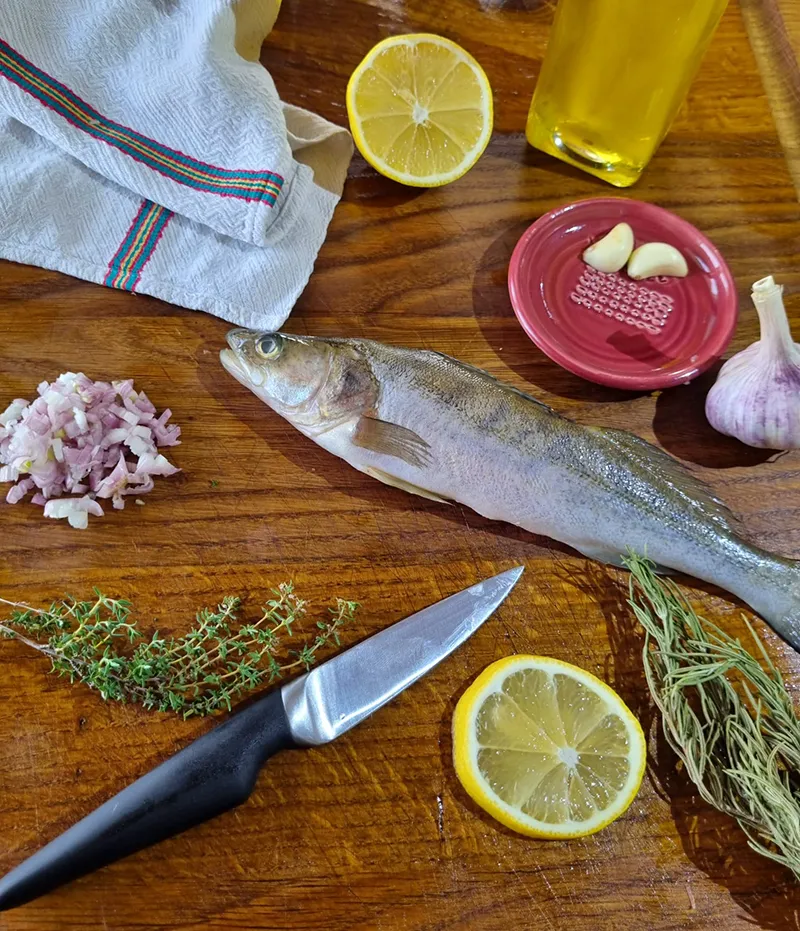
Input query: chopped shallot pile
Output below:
<box><xmin>0</xmin><ymin>373</ymin><xmax>180</xmax><ymax>529</ymax></box>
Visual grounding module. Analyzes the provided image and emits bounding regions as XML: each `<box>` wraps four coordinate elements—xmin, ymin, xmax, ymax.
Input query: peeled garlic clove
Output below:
<box><xmin>582</xmin><ymin>223</ymin><xmax>634</xmax><ymax>273</ymax></box>
<box><xmin>706</xmin><ymin>275</ymin><xmax>800</xmax><ymax>449</ymax></box>
<box><xmin>627</xmin><ymin>242</ymin><xmax>688</xmax><ymax>280</ymax></box>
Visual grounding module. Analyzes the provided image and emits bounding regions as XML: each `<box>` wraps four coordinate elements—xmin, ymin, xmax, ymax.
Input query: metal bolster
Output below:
<box><xmin>280</xmin><ymin>671</ymin><xmax>336</xmax><ymax>747</ymax></box>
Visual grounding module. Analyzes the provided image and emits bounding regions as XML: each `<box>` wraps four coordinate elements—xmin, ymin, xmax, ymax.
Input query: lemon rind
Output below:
<box><xmin>453</xmin><ymin>655</ymin><xmax>646</xmax><ymax>839</ymax></box>
<box><xmin>346</xmin><ymin>33</ymin><xmax>494</xmax><ymax>188</ymax></box>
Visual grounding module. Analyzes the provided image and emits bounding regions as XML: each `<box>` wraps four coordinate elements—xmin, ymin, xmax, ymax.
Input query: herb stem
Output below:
<box><xmin>0</xmin><ymin>622</ymin><xmax>54</xmax><ymax>655</ymax></box>
<box><xmin>624</xmin><ymin>552</ymin><xmax>800</xmax><ymax>879</ymax></box>
<box><xmin>1</xmin><ymin>586</ymin><xmax>357</xmax><ymax>717</ymax></box>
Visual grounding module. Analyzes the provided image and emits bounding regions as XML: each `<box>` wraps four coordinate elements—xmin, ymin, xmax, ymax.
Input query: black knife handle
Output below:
<box><xmin>0</xmin><ymin>688</ymin><xmax>296</xmax><ymax>911</ymax></box>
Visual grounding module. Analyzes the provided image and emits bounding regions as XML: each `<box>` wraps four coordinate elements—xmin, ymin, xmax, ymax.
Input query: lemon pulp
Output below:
<box><xmin>347</xmin><ymin>34</ymin><xmax>493</xmax><ymax>187</ymax></box>
<box><xmin>453</xmin><ymin>656</ymin><xmax>646</xmax><ymax>838</ymax></box>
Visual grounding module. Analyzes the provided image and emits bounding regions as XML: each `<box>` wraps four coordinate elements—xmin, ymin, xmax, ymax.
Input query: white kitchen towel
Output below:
<box><xmin>0</xmin><ymin>0</ymin><xmax>353</xmax><ymax>328</ymax></box>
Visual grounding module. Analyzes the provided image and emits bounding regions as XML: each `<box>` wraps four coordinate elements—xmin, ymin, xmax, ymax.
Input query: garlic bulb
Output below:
<box><xmin>706</xmin><ymin>275</ymin><xmax>800</xmax><ymax>449</ymax></box>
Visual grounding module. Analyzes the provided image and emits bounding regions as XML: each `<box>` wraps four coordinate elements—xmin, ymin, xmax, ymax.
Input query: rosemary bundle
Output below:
<box><xmin>625</xmin><ymin>553</ymin><xmax>800</xmax><ymax>878</ymax></box>
<box><xmin>0</xmin><ymin>584</ymin><xmax>357</xmax><ymax>718</ymax></box>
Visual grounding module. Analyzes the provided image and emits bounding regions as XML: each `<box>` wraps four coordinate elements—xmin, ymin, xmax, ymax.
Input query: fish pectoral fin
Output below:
<box><xmin>365</xmin><ymin>467</ymin><xmax>453</xmax><ymax>505</ymax></box>
<box><xmin>353</xmin><ymin>415</ymin><xmax>432</xmax><ymax>468</ymax></box>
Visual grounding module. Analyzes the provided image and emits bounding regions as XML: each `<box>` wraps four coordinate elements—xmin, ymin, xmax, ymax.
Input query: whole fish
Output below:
<box><xmin>221</xmin><ymin>330</ymin><xmax>800</xmax><ymax>650</ymax></box>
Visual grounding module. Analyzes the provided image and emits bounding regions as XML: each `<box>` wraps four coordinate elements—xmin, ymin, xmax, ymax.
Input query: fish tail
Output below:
<box><xmin>729</xmin><ymin>548</ymin><xmax>800</xmax><ymax>651</ymax></box>
<box><xmin>591</xmin><ymin>426</ymin><xmax>800</xmax><ymax>651</ymax></box>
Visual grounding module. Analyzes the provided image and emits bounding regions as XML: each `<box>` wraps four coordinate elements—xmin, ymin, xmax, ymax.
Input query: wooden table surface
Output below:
<box><xmin>2</xmin><ymin>1</ymin><xmax>800</xmax><ymax>929</ymax></box>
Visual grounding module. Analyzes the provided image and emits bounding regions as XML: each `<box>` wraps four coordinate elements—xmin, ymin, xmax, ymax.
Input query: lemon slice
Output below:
<box><xmin>346</xmin><ymin>34</ymin><xmax>493</xmax><ymax>187</ymax></box>
<box><xmin>453</xmin><ymin>656</ymin><xmax>646</xmax><ymax>838</ymax></box>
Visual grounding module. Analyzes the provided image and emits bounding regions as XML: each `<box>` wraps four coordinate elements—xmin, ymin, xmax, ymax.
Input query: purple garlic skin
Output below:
<box><xmin>705</xmin><ymin>276</ymin><xmax>800</xmax><ymax>450</ymax></box>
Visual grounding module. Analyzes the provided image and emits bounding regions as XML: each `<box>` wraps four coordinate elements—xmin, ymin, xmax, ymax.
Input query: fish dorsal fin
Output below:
<box><xmin>365</xmin><ymin>467</ymin><xmax>453</xmax><ymax>505</ymax></box>
<box><xmin>593</xmin><ymin>427</ymin><xmax>739</xmax><ymax>530</ymax></box>
<box><xmin>353</xmin><ymin>415</ymin><xmax>432</xmax><ymax>468</ymax></box>
<box><xmin>424</xmin><ymin>350</ymin><xmax>559</xmax><ymax>415</ymax></box>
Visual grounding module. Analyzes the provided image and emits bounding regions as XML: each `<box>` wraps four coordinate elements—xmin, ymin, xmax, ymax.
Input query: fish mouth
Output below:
<box><xmin>219</xmin><ymin>347</ymin><xmax>255</xmax><ymax>387</ymax></box>
<box><xmin>225</xmin><ymin>328</ymin><xmax>256</xmax><ymax>354</ymax></box>
<box><xmin>221</xmin><ymin>328</ymin><xmax>268</xmax><ymax>388</ymax></box>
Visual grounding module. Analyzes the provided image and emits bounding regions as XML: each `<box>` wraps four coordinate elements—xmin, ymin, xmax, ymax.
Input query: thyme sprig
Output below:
<box><xmin>625</xmin><ymin>552</ymin><xmax>800</xmax><ymax>878</ymax></box>
<box><xmin>0</xmin><ymin>584</ymin><xmax>358</xmax><ymax>718</ymax></box>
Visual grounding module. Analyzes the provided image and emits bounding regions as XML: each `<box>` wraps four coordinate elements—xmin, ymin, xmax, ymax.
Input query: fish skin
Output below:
<box><xmin>221</xmin><ymin>330</ymin><xmax>800</xmax><ymax>651</ymax></box>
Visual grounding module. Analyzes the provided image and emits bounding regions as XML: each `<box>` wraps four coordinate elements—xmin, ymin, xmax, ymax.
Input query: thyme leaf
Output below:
<box><xmin>0</xmin><ymin>585</ymin><xmax>358</xmax><ymax>719</ymax></box>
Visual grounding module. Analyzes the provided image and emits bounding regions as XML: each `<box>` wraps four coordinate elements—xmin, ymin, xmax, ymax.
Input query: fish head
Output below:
<box><xmin>220</xmin><ymin>329</ymin><xmax>378</xmax><ymax>430</ymax></box>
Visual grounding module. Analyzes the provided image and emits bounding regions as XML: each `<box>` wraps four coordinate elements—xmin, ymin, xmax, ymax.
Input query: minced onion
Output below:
<box><xmin>0</xmin><ymin>373</ymin><xmax>180</xmax><ymax>528</ymax></box>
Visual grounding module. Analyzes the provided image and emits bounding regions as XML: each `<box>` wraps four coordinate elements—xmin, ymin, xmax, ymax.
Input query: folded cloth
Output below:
<box><xmin>0</xmin><ymin>0</ymin><xmax>353</xmax><ymax>329</ymax></box>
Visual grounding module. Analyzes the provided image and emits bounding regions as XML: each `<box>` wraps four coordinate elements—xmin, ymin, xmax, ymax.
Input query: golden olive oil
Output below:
<box><xmin>526</xmin><ymin>0</ymin><xmax>728</xmax><ymax>186</ymax></box>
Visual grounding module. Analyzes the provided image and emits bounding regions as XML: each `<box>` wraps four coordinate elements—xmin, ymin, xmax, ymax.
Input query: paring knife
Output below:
<box><xmin>0</xmin><ymin>567</ymin><xmax>523</xmax><ymax>911</ymax></box>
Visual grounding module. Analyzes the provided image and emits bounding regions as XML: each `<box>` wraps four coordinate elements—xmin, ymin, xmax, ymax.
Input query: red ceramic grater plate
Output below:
<box><xmin>507</xmin><ymin>198</ymin><xmax>738</xmax><ymax>390</ymax></box>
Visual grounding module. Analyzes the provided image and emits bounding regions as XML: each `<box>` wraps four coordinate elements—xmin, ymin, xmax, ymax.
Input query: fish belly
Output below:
<box><xmin>308</xmin><ymin>403</ymin><xmax>800</xmax><ymax>651</ymax></box>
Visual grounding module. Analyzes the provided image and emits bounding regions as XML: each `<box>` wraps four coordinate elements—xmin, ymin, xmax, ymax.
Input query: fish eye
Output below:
<box><xmin>256</xmin><ymin>334</ymin><xmax>283</xmax><ymax>360</ymax></box>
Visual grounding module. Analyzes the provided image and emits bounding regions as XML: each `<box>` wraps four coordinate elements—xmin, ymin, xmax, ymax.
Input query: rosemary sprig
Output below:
<box><xmin>624</xmin><ymin>552</ymin><xmax>800</xmax><ymax>878</ymax></box>
<box><xmin>0</xmin><ymin>584</ymin><xmax>358</xmax><ymax>718</ymax></box>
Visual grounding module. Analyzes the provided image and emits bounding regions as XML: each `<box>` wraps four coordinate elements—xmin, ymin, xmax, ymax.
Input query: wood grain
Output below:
<box><xmin>741</xmin><ymin>0</ymin><xmax>800</xmax><ymax>196</ymax></box>
<box><xmin>2</xmin><ymin>1</ymin><xmax>800</xmax><ymax>929</ymax></box>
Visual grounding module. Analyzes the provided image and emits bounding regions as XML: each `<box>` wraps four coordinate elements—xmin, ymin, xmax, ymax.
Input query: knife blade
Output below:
<box><xmin>0</xmin><ymin>566</ymin><xmax>522</xmax><ymax>911</ymax></box>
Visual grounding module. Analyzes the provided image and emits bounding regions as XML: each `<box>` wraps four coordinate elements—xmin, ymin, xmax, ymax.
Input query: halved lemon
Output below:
<box><xmin>346</xmin><ymin>34</ymin><xmax>493</xmax><ymax>187</ymax></box>
<box><xmin>453</xmin><ymin>656</ymin><xmax>646</xmax><ymax>838</ymax></box>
